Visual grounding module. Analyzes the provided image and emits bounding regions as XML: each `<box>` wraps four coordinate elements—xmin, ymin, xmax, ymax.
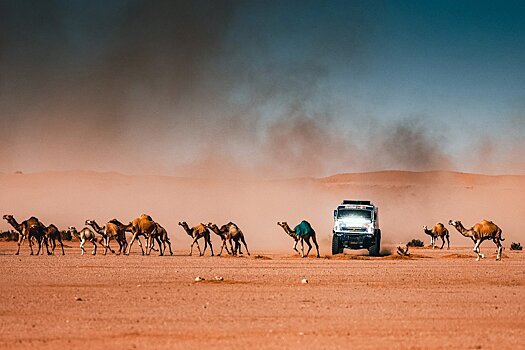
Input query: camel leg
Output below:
<box><xmin>431</xmin><ymin>236</ymin><xmax>435</xmax><ymax>249</ymax></box>
<box><xmin>440</xmin><ymin>235</ymin><xmax>445</xmax><ymax>250</ymax></box>
<box><xmin>292</xmin><ymin>239</ymin><xmax>299</xmax><ymax>255</ymax></box>
<box><xmin>229</xmin><ymin>239</ymin><xmax>235</xmax><ymax>256</ymax></box>
<box><xmin>300</xmin><ymin>239</ymin><xmax>305</xmax><ymax>258</ymax></box>
<box><xmin>50</xmin><ymin>237</ymin><xmax>56</xmax><ymax>255</ymax></box>
<box><xmin>145</xmin><ymin>236</ymin><xmax>151</xmax><ymax>255</ymax></box>
<box><xmin>312</xmin><ymin>234</ymin><xmax>320</xmax><ymax>258</ymax></box>
<box><xmin>44</xmin><ymin>236</ymin><xmax>51</xmax><ymax>256</ymax></box>
<box><xmin>136</xmin><ymin>236</ymin><xmax>145</xmax><ymax>255</ymax></box>
<box><xmin>155</xmin><ymin>236</ymin><xmax>163</xmax><ymax>256</ymax></box>
<box><xmin>80</xmin><ymin>238</ymin><xmax>86</xmax><ymax>255</ymax></box>
<box><xmin>218</xmin><ymin>239</ymin><xmax>226</xmax><ymax>256</ymax></box>
<box><xmin>168</xmin><ymin>240</ymin><xmax>174</xmax><ymax>256</ymax></box>
<box><xmin>92</xmin><ymin>239</ymin><xmax>97</xmax><ymax>255</ymax></box>
<box><xmin>35</xmin><ymin>236</ymin><xmax>43</xmax><ymax>256</ymax></box>
<box><xmin>15</xmin><ymin>234</ymin><xmax>24</xmax><ymax>255</ymax></box>
<box><xmin>240</xmin><ymin>237</ymin><xmax>250</xmax><ymax>256</ymax></box>
<box><xmin>105</xmin><ymin>237</ymin><xmax>116</xmax><ymax>255</ymax></box>
<box><xmin>165</xmin><ymin>239</ymin><xmax>173</xmax><ymax>256</ymax></box>
<box><xmin>202</xmin><ymin>237</ymin><xmax>208</xmax><ymax>256</ymax></box>
<box><xmin>446</xmin><ymin>234</ymin><xmax>450</xmax><ymax>250</ymax></box>
<box><xmin>208</xmin><ymin>237</ymin><xmax>214</xmax><ymax>256</ymax></box>
<box><xmin>126</xmin><ymin>233</ymin><xmax>139</xmax><ymax>255</ymax></box>
<box><xmin>229</xmin><ymin>238</ymin><xmax>236</xmax><ymax>256</ymax></box>
<box><xmin>28</xmin><ymin>235</ymin><xmax>35</xmax><ymax>255</ymax></box>
<box><xmin>58</xmin><ymin>236</ymin><xmax>65</xmax><ymax>255</ymax></box>
<box><xmin>104</xmin><ymin>237</ymin><xmax>109</xmax><ymax>255</ymax></box>
<box><xmin>494</xmin><ymin>239</ymin><xmax>502</xmax><ymax>261</ymax></box>
<box><xmin>190</xmin><ymin>237</ymin><xmax>201</xmax><ymax>256</ymax></box>
<box><xmin>473</xmin><ymin>240</ymin><xmax>483</xmax><ymax>261</ymax></box>
<box><xmin>304</xmin><ymin>237</ymin><xmax>312</xmax><ymax>257</ymax></box>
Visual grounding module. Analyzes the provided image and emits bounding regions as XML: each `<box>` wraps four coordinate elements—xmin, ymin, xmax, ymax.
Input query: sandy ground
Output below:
<box><xmin>0</xmin><ymin>242</ymin><xmax>523</xmax><ymax>350</ymax></box>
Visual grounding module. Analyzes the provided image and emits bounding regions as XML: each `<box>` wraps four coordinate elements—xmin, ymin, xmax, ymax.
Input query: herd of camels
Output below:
<box><xmin>2</xmin><ymin>214</ymin><xmax>505</xmax><ymax>261</ymax></box>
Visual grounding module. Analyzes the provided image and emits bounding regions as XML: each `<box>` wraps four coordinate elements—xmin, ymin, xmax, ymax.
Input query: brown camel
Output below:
<box><xmin>126</xmin><ymin>214</ymin><xmax>163</xmax><ymax>255</ymax></box>
<box><xmin>68</xmin><ymin>226</ymin><xmax>103</xmax><ymax>255</ymax></box>
<box><xmin>277</xmin><ymin>221</ymin><xmax>320</xmax><ymax>258</ymax></box>
<box><xmin>423</xmin><ymin>223</ymin><xmax>450</xmax><ymax>249</ymax></box>
<box><xmin>85</xmin><ymin>220</ymin><xmax>119</xmax><ymax>255</ymax></box>
<box><xmin>150</xmin><ymin>222</ymin><xmax>173</xmax><ymax>256</ymax></box>
<box><xmin>206</xmin><ymin>222</ymin><xmax>250</xmax><ymax>256</ymax></box>
<box><xmin>3</xmin><ymin>215</ymin><xmax>48</xmax><ymax>255</ymax></box>
<box><xmin>178</xmin><ymin>222</ymin><xmax>213</xmax><ymax>256</ymax></box>
<box><xmin>108</xmin><ymin>218</ymin><xmax>146</xmax><ymax>255</ymax></box>
<box><xmin>448</xmin><ymin>219</ymin><xmax>504</xmax><ymax>261</ymax></box>
<box><xmin>205</xmin><ymin>223</ymin><xmax>233</xmax><ymax>256</ymax></box>
<box><xmin>41</xmin><ymin>223</ymin><xmax>65</xmax><ymax>255</ymax></box>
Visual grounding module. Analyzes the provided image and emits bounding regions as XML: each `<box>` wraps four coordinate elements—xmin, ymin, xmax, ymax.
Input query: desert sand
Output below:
<box><xmin>0</xmin><ymin>170</ymin><xmax>524</xmax><ymax>349</ymax></box>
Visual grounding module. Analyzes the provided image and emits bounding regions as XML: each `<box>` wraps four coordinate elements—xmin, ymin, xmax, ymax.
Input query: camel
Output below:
<box><xmin>205</xmin><ymin>222</ymin><xmax>250</xmax><ymax>256</ymax></box>
<box><xmin>3</xmin><ymin>215</ymin><xmax>48</xmax><ymax>255</ymax></box>
<box><xmin>277</xmin><ymin>221</ymin><xmax>320</xmax><ymax>258</ymax></box>
<box><xmin>85</xmin><ymin>220</ymin><xmax>119</xmax><ymax>255</ymax></box>
<box><xmin>205</xmin><ymin>223</ymin><xmax>233</xmax><ymax>256</ymax></box>
<box><xmin>178</xmin><ymin>222</ymin><xmax>214</xmax><ymax>256</ymax></box>
<box><xmin>423</xmin><ymin>223</ymin><xmax>450</xmax><ymax>249</ymax></box>
<box><xmin>126</xmin><ymin>214</ymin><xmax>163</xmax><ymax>255</ymax></box>
<box><xmin>107</xmin><ymin>218</ymin><xmax>147</xmax><ymax>255</ymax></box>
<box><xmin>41</xmin><ymin>223</ymin><xmax>65</xmax><ymax>255</ymax></box>
<box><xmin>68</xmin><ymin>226</ymin><xmax>101</xmax><ymax>255</ymax></box>
<box><xmin>448</xmin><ymin>219</ymin><xmax>504</xmax><ymax>261</ymax></box>
<box><xmin>150</xmin><ymin>222</ymin><xmax>173</xmax><ymax>256</ymax></box>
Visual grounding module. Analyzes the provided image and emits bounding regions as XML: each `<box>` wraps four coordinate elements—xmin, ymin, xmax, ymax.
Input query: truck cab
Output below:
<box><xmin>332</xmin><ymin>200</ymin><xmax>381</xmax><ymax>256</ymax></box>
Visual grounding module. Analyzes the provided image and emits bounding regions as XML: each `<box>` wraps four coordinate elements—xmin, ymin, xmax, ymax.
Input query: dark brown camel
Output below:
<box><xmin>3</xmin><ymin>215</ymin><xmax>48</xmax><ymax>255</ymax></box>
<box><xmin>178</xmin><ymin>222</ymin><xmax>213</xmax><ymax>256</ymax></box>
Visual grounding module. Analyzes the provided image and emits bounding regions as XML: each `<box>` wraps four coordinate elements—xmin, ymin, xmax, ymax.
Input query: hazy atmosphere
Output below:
<box><xmin>1</xmin><ymin>0</ymin><xmax>524</xmax><ymax>177</ymax></box>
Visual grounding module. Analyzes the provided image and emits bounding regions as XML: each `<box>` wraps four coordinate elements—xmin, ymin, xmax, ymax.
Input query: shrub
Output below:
<box><xmin>407</xmin><ymin>239</ymin><xmax>425</xmax><ymax>247</ymax></box>
<box><xmin>510</xmin><ymin>242</ymin><xmax>522</xmax><ymax>251</ymax></box>
<box><xmin>60</xmin><ymin>230</ymin><xmax>73</xmax><ymax>241</ymax></box>
<box><xmin>0</xmin><ymin>230</ymin><xmax>19</xmax><ymax>241</ymax></box>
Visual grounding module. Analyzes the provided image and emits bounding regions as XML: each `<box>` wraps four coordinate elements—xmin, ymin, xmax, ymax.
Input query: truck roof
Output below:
<box><xmin>341</xmin><ymin>200</ymin><xmax>372</xmax><ymax>205</ymax></box>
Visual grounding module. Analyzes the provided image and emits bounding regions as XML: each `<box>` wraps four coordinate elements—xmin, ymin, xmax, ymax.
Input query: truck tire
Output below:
<box><xmin>368</xmin><ymin>229</ymin><xmax>381</xmax><ymax>256</ymax></box>
<box><xmin>332</xmin><ymin>234</ymin><xmax>343</xmax><ymax>255</ymax></box>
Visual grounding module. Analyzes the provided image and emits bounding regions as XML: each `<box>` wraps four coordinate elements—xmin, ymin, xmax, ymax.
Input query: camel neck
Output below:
<box><xmin>8</xmin><ymin>218</ymin><xmax>22</xmax><ymax>232</ymax></box>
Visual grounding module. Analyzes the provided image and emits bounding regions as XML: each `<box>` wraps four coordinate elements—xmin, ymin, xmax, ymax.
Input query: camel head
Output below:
<box><xmin>85</xmin><ymin>219</ymin><xmax>94</xmax><ymax>226</ymax></box>
<box><xmin>277</xmin><ymin>221</ymin><xmax>287</xmax><ymax>228</ymax></box>
<box><xmin>178</xmin><ymin>221</ymin><xmax>188</xmax><ymax>228</ymax></box>
<box><xmin>3</xmin><ymin>214</ymin><xmax>13</xmax><ymax>221</ymax></box>
<box><xmin>67</xmin><ymin>226</ymin><xmax>76</xmax><ymax>233</ymax></box>
<box><xmin>448</xmin><ymin>220</ymin><xmax>459</xmax><ymax>227</ymax></box>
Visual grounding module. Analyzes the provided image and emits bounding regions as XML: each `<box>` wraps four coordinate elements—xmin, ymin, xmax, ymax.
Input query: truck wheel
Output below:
<box><xmin>332</xmin><ymin>234</ymin><xmax>343</xmax><ymax>255</ymax></box>
<box><xmin>368</xmin><ymin>229</ymin><xmax>381</xmax><ymax>256</ymax></box>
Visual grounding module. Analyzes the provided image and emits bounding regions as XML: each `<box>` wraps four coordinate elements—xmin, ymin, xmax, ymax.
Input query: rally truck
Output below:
<box><xmin>332</xmin><ymin>200</ymin><xmax>381</xmax><ymax>256</ymax></box>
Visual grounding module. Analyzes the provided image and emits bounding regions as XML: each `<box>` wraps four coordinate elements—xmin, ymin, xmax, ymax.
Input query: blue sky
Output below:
<box><xmin>0</xmin><ymin>1</ymin><xmax>524</xmax><ymax>176</ymax></box>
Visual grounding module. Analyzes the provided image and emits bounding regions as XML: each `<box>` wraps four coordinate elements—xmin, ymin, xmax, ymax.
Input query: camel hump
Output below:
<box><xmin>109</xmin><ymin>218</ymin><xmax>122</xmax><ymax>225</ymax></box>
<box><xmin>141</xmin><ymin>214</ymin><xmax>153</xmax><ymax>221</ymax></box>
<box><xmin>294</xmin><ymin>220</ymin><xmax>314</xmax><ymax>237</ymax></box>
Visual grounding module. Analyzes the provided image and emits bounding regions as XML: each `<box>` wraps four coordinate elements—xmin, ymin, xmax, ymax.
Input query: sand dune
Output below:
<box><xmin>1</xmin><ymin>170</ymin><xmax>524</xmax><ymax>252</ymax></box>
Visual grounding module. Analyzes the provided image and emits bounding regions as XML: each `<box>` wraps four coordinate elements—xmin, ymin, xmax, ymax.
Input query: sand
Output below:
<box><xmin>0</xmin><ymin>244</ymin><xmax>523</xmax><ymax>349</ymax></box>
<box><xmin>0</xmin><ymin>170</ymin><xmax>524</xmax><ymax>349</ymax></box>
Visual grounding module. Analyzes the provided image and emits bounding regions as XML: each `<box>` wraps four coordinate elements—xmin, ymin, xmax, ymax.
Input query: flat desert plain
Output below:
<box><xmin>0</xmin><ymin>170</ymin><xmax>524</xmax><ymax>349</ymax></box>
<box><xmin>0</xmin><ymin>244</ymin><xmax>523</xmax><ymax>349</ymax></box>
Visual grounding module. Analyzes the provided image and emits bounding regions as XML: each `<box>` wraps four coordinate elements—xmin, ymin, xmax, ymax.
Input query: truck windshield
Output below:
<box><xmin>337</xmin><ymin>209</ymin><xmax>372</xmax><ymax>220</ymax></box>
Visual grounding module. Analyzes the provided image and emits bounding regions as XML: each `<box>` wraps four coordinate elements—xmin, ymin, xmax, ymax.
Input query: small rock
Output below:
<box><xmin>75</xmin><ymin>297</ymin><xmax>82</xmax><ymax>301</ymax></box>
<box><xmin>194</xmin><ymin>276</ymin><xmax>205</xmax><ymax>282</ymax></box>
<box><xmin>214</xmin><ymin>276</ymin><xmax>224</xmax><ymax>281</ymax></box>
<box><xmin>301</xmin><ymin>278</ymin><xmax>308</xmax><ymax>284</ymax></box>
